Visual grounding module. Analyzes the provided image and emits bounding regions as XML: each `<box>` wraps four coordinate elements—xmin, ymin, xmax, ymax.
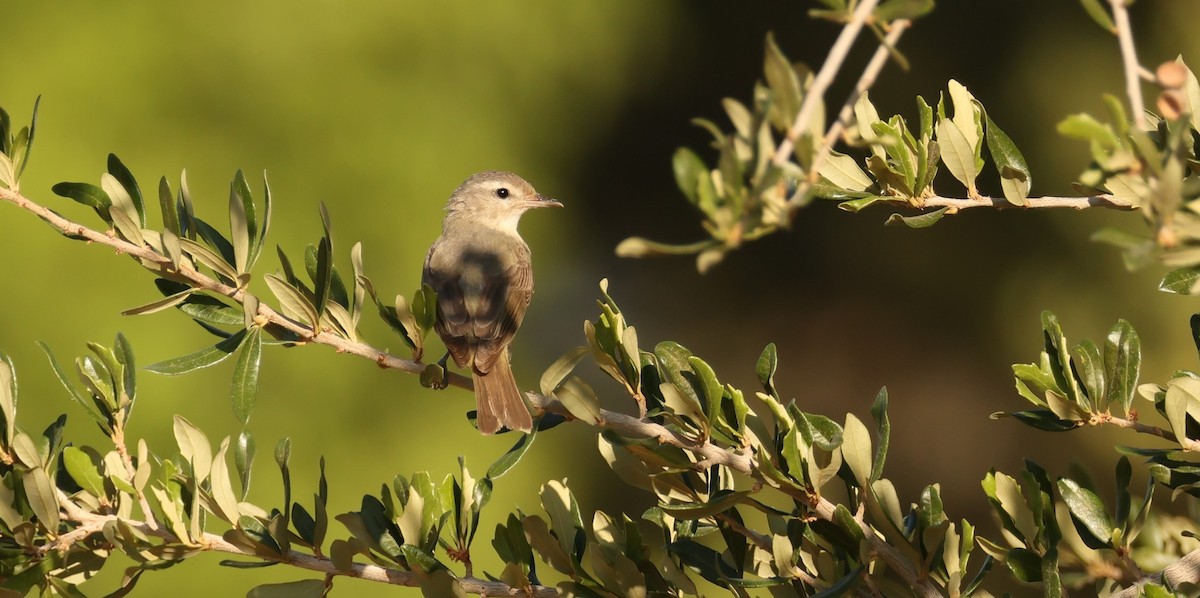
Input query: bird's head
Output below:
<box><xmin>444</xmin><ymin>171</ymin><xmax>561</xmax><ymax>231</ymax></box>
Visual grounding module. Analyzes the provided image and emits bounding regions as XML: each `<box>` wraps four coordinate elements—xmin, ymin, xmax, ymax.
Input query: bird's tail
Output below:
<box><xmin>473</xmin><ymin>352</ymin><xmax>533</xmax><ymax>435</ymax></box>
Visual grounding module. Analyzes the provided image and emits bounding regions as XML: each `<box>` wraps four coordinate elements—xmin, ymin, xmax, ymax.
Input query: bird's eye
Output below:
<box><xmin>495</xmin><ymin>187</ymin><xmax>510</xmax><ymax>199</ymax></box>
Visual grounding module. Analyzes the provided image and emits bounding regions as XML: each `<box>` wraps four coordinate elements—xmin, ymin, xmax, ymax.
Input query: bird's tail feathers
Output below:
<box><xmin>473</xmin><ymin>352</ymin><xmax>533</xmax><ymax>435</ymax></box>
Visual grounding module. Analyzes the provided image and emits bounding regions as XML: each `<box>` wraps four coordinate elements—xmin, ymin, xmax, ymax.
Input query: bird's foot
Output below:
<box><xmin>420</xmin><ymin>352</ymin><xmax>453</xmax><ymax>390</ymax></box>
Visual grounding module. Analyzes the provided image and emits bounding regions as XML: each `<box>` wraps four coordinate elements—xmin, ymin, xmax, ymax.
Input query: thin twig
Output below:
<box><xmin>920</xmin><ymin>193</ymin><xmax>1136</xmax><ymax>211</ymax></box>
<box><xmin>1109</xmin><ymin>0</ymin><xmax>1147</xmax><ymax>130</ymax></box>
<box><xmin>112</xmin><ymin>425</ymin><xmax>159</xmax><ymax>531</ymax></box>
<box><xmin>1099</xmin><ymin>413</ymin><xmax>1200</xmax><ymax>452</ymax></box>
<box><xmin>1</xmin><ymin>186</ymin><xmax>941</xmax><ymax>596</ymax></box>
<box><xmin>772</xmin><ymin>0</ymin><xmax>882</xmax><ymax>167</ymax></box>
<box><xmin>787</xmin><ymin>19</ymin><xmax>911</xmax><ymax>210</ymax></box>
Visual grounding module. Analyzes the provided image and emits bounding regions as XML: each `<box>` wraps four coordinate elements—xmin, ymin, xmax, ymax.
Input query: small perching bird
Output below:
<box><xmin>422</xmin><ymin>171</ymin><xmax>561</xmax><ymax>434</ymax></box>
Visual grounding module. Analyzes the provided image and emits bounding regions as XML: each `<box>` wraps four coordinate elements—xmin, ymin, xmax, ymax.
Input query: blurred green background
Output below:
<box><xmin>2</xmin><ymin>1</ymin><xmax>1200</xmax><ymax>595</ymax></box>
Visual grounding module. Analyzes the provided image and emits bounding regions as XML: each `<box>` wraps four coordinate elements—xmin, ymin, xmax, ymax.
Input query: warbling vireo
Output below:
<box><xmin>422</xmin><ymin>171</ymin><xmax>561</xmax><ymax>434</ymax></box>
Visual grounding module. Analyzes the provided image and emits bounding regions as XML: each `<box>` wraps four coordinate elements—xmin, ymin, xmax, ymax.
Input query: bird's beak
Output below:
<box><xmin>528</xmin><ymin>194</ymin><xmax>563</xmax><ymax>208</ymax></box>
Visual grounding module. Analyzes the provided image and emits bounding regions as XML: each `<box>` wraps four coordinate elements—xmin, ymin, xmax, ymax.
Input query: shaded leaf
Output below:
<box><xmin>487</xmin><ymin>427</ymin><xmax>537</xmax><ymax>480</ymax></box>
<box><xmin>144</xmin><ymin>329</ymin><xmax>247</xmax><ymax>375</ymax></box>
<box><xmin>231</xmin><ymin>326</ymin><xmax>263</xmax><ymax>424</ymax></box>
<box><xmin>885</xmin><ymin>207</ymin><xmax>948</xmax><ymax>228</ymax></box>
<box><xmin>983</xmin><ymin>108</ymin><xmax>1031</xmax><ymax>206</ymax></box>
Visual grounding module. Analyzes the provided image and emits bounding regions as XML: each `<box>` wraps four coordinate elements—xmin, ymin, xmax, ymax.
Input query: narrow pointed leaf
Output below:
<box><xmin>231</xmin><ymin>326</ymin><xmax>263</xmax><ymax>424</ymax></box>
<box><xmin>145</xmin><ymin>330</ymin><xmax>247</xmax><ymax>375</ymax></box>
<box><xmin>107</xmin><ymin>154</ymin><xmax>145</xmax><ymax>227</ymax></box>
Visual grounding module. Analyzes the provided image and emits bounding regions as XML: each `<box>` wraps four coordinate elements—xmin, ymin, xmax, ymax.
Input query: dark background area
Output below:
<box><xmin>1</xmin><ymin>2</ymin><xmax>1197</xmax><ymax>595</ymax></box>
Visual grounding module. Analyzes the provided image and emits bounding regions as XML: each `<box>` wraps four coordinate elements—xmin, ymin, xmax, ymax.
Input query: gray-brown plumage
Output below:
<box><xmin>422</xmin><ymin>171</ymin><xmax>561</xmax><ymax>434</ymax></box>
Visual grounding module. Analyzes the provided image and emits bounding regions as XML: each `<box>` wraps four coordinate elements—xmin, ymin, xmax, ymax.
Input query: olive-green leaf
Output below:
<box><xmin>873</xmin><ymin>0</ymin><xmax>934</xmax><ymax>22</ymax></box>
<box><xmin>179</xmin><ymin>237</ymin><xmax>240</xmax><ymax>283</ymax></box>
<box><xmin>870</xmin><ymin>387</ymin><xmax>890</xmax><ymax>481</ymax></box>
<box><xmin>158</xmin><ymin>176</ymin><xmax>181</xmax><ymax>236</ymax></box>
<box><xmin>173</xmin><ymin>414</ymin><xmax>213</xmax><ymax>483</ymax></box>
<box><xmin>1160</xmin><ymin>268</ymin><xmax>1200</xmax><ymax>294</ymax></box>
<box><xmin>539</xmin><ymin>346</ymin><xmax>589</xmax><ymax>397</ymax></box>
<box><xmin>246</xmin><ymin>579</ymin><xmax>325</xmax><ymax>598</ymax></box>
<box><xmin>659</xmin><ymin>489</ymin><xmax>753</xmax><ymax>519</ymax></box>
<box><xmin>763</xmin><ymin>32</ymin><xmax>802</xmax><ymax>128</ymax></box>
<box><xmin>1078</xmin><ymin>0</ymin><xmax>1115</xmax><ymax>32</ymax></box>
<box><xmin>121</xmin><ymin>289</ymin><xmax>195</xmax><ymax>316</ymax></box>
<box><xmin>0</xmin><ymin>352</ymin><xmax>16</xmax><ymax>443</ymax></box>
<box><xmin>22</xmin><ymin>467</ymin><xmax>60</xmax><ymax>531</ymax></box>
<box><xmin>1104</xmin><ymin>319</ymin><xmax>1140</xmax><ymax>416</ymax></box>
<box><xmin>63</xmin><ymin>446</ymin><xmax>106</xmax><ymax>498</ymax></box>
<box><xmin>145</xmin><ymin>329</ymin><xmax>247</xmax><ymax>375</ymax></box>
<box><xmin>210</xmin><ymin>438</ymin><xmax>241</xmax><ymax>523</ymax></box>
<box><xmin>983</xmin><ymin>108</ymin><xmax>1031</xmax><ymax>206</ymax></box>
<box><xmin>885</xmin><ymin>207</ymin><xmax>948</xmax><ymax>228</ymax></box>
<box><xmin>756</xmin><ymin>342</ymin><xmax>778</xmax><ymax>396</ymax></box>
<box><xmin>52</xmin><ymin>181</ymin><xmax>111</xmax><ymax>211</ymax></box>
<box><xmin>229</xmin><ymin>180</ymin><xmax>251</xmax><ymax>274</ymax></box>
<box><xmin>540</xmin><ymin>479</ymin><xmax>584</xmax><ymax>568</ymax></box>
<box><xmin>672</xmin><ymin>147</ymin><xmax>708</xmax><ymax>206</ymax></box>
<box><xmin>313</xmin><ymin>237</ymin><xmax>333</xmax><ymax>320</ymax></box>
<box><xmin>554</xmin><ymin>377</ymin><xmax>600</xmax><ymax>426</ymax></box>
<box><xmin>231</xmin><ymin>326</ymin><xmax>263</xmax><ymax>424</ymax></box>
<box><xmin>1070</xmin><ymin>340</ymin><xmax>1105</xmax><ymax>411</ymax></box>
<box><xmin>936</xmin><ymin>119</ymin><xmax>978</xmax><ymax>195</ymax></box>
<box><xmin>842</xmin><ymin>413</ymin><xmax>872</xmax><ymax>487</ymax></box>
<box><xmin>102</xmin><ymin>173</ymin><xmax>145</xmax><ymax>246</ymax></box>
<box><xmin>236</xmin><ymin>430</ymin><xmax>256</xmax><ymax>500</ymax></box>
<box><xmin>819</xmin><ymin>152</ymin><xmax>873</xmax><ymax>192</ymax></box>
<box><xmin>107</xmin><ymin>154</ymin><xmax>144</xmax><ymax>227</ymax></box>
<box><xmin>264</xmin><ymin>274</ymin><xmax>319</xmax><ymax>328</ymax></box>
<box><xmin>1057</xmin><ymin>477</ymin><xmax>1114</xmax><ymax>549</ymax></box>
<box><xmin>487</xmin><ymin>426</ymin><xmax>537</xmax><ymax>480</ymax></box>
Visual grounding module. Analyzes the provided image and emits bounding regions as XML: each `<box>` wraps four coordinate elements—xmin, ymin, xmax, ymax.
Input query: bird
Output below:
<box><xmin>422</xmin><ymin>171</ymin><xmax>561</xmax><ymax>434</ymax></box>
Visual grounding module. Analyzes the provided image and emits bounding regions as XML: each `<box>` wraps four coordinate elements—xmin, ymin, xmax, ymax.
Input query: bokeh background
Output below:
<box><xmin>3</xmin><ymin>1</ymin><xmax>1200</xmax><ymax>595</ymax></box>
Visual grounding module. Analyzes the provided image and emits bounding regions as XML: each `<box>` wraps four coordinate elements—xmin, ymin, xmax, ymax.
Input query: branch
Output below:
<box><xmin>1112</xmin><ymin>547</ymin><xmax>1200</xmax><ymax>598</ymax></box>
<box><xmin>112</xmin><ymin>425</ymin><xmax>159</xmax><ymax>531</ymax></box>
<box><xmin>771</xmin><ymin>0</ymin><xmax>882</xmax><ymax>167</ymax></box>
<box><xmin>1109</xmin><ymin>0</ymin><xmax>1147</xmax><ymax>130</ymax></box>
<box><xmin>1</xmin><ymin>186</ymin><xmax>940</xmax><ymax>596</ymax></box>
<box><xmin>788</xmin><ymin>19</ymin><xmax>912</xmax><ymax>210</ymax></box>
<box><xmin>48</xmin><ymin>506</ymin><xmax>557</xmax><ymax>596</ymax></box>
<box><xmin>920</xmin><ymin>193</ymin><xmax>1135</xmax><ymax>212</ymax></box>
<box><xmin>1096</xmin><ymin>412</ymin><xmax>1200</xmax><ymax>452</ymax></box>
<box><xmin>0</xmin><ymin>186</ymin><xmax>473</xmax><ymax>392</ymax></box>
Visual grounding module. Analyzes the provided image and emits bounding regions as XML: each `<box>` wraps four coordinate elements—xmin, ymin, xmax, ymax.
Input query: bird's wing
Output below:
<box><xmin>422</xmin><ymin>246</ymin><xmax>474</xmax><ymax>369</ymax></box>
<box><xmin>468</xmin><ymin>244</ymin><xmax>533</xmax><ymax>374</ymax></box>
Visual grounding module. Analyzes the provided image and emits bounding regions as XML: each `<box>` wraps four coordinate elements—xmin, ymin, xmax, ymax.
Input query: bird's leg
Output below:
<box><xmin>431</xmin><ymin>351</ymin><xmax>452</xmax><ymax>390</ymax></box>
